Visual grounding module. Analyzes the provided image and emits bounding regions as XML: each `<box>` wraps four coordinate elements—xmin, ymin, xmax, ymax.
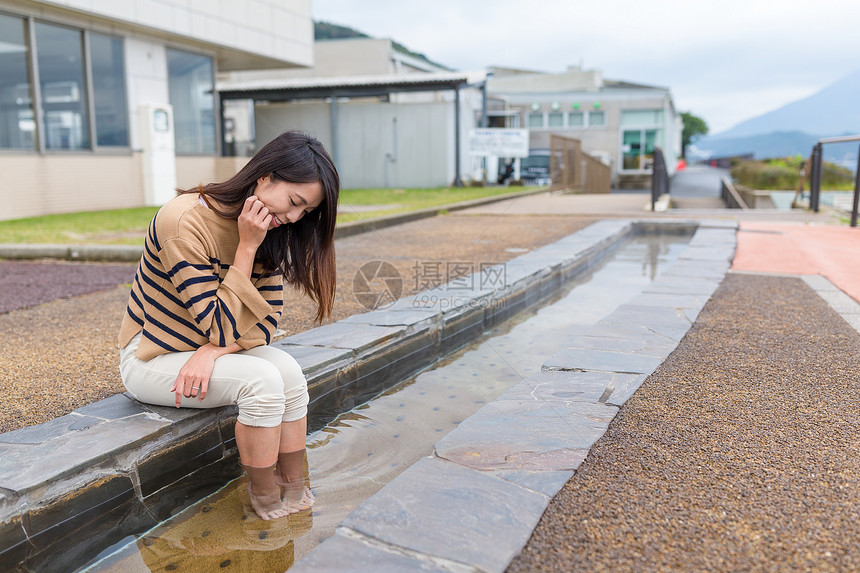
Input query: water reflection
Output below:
<box><xmin>89</xmin><ymin>478</ymin><xmax>313</xmax><ymax>572</ymax></box>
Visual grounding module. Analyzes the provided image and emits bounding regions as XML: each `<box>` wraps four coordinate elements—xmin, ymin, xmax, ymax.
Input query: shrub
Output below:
<box><xmin>730</xmin><ymin>156</ymin><xmax>854</xmax><ymax>190</ymax></box>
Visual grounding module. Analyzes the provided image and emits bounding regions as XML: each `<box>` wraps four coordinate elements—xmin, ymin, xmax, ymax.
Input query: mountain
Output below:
<box><xmin>716</xmin><ymin>68</ymin><xmax>860</xmax><ymax>139</ymax></box>
<box><xmin>313</xmin><ymin>20</ymin><xmax>450</xmax><ymax>71</ymax></box>
<box><xmin>694</xmin><ymin>68</ymin><xmax>860</xmax><ymax>163</ymax></box>
<box><xmin>692</xmin><ymin>131</ymin><xmax>819</xmax><ymax>160</ymax></box>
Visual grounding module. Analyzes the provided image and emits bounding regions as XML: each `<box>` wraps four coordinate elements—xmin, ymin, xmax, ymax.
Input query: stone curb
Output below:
<box><xmin>0</xmin><ymin>215</ymin><xmax>643</xmax><ymax>571</ymax></box>
<box><xmin>0</xmin><ymin>188</ymin><xmax>548</xmax><ymax>262</ymax></box>
<box><xmin>290</xmin><ymin>220</ymin><xmax>741</xmax><ymax>572</ymax></box>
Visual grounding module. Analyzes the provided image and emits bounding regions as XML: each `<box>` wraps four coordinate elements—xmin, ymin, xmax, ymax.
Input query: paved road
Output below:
<box><xmin>671</xmin><ymin>165</ymin><xmax>728</xmax><ymax>198</ymax></box>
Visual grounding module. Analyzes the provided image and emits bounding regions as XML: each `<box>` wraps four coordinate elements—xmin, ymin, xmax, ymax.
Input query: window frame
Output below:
<box><xmin>0</xmin><ymin>9</ymin><xmax>130</xmax><ymax>155</ymax></box>
<box><xmin>587</xmin><ymin>110</ymin><xmax>606</xmax><ymax>128</ymax></box>
<box><xmin>166</xmin><ymin>45</ymin><xmax>219</xmax><ymax>156</ymax></box>
<box><xmin>0</xmin><ymin>10</ymin><xmax>37</xmax><ymax>153</ymax></box>
<box><xmin>527</xmin><ymin>111</ymin><xmax>545</xmax><ymax>129</ymax></box>
<box><xmin>619</xmin><ymin>109</ymin><xmax>665</xmax><ymax>173</ymax></box>
<box><xmin>88</xmin><ymin>31</ymin><xmax>131</xmax><ymax>151</ymax></box>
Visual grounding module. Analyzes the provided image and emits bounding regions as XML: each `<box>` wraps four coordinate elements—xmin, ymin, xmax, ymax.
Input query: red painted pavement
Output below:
<box><xmin>733</xmin><ymin>222</ymin><xmax>860</xmax><ymax>302</ymax></box>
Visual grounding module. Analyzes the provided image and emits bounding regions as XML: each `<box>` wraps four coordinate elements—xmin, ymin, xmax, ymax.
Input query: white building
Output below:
<box><xmin>218</xmin><ymin>38</ymin><xmax>486</xmax><ymax>189</ymax></box>
<box><xmin>0</xmin><ymin>0</ymin><xmax>314</xmax><ymax>221</ymax></box>
<box><xmin>487</xmin><ymin>66</ymin><xmax>682</xmax><ymax>189</ymax></box>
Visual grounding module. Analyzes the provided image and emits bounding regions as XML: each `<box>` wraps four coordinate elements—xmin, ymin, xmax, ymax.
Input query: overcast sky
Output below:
<box><xmin>311</xmin><ymin>0</ymin><xmax>860</xmax><ymax>134</ymax></box>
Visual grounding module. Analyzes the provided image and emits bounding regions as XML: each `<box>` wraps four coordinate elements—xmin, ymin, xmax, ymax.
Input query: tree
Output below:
<box><xmin>681</xmin><ymin>112</ymin><xmax>709</xmax><ymax>158</ymax></box>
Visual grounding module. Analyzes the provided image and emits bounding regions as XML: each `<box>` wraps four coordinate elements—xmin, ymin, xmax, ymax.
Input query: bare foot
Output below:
<box><xmin>246</xmin><ymin>483</ymin><xmax>290</xmax><ymax>520</ymax></box>
<box><xmin>285</xmin><ymin>485</ymin><xmax>315</xmax><ymax>513</ymax></box>
<box><xmin>276</xmin><ymin>477</ymin><xmax>315</xmax><ymax>513</ymax></box>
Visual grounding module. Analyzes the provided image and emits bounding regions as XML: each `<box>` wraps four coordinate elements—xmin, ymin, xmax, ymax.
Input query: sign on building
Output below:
<box><xmin>468</xmin><ymin>128</ymin><xmax>529</xmax><ymax>158</ymax></box>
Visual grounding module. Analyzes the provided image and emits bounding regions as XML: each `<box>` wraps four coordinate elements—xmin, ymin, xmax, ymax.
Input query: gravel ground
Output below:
<box><xmin>0</xmin><ymin>213</ymin><xmax>594</xmax><ymax>434</ymax></box>
<box><xmin>0</xmin><ymin>261</ymin><xmax>137</xmax><ymax>314</ymax></box>
<box><xmin>508</xmin><ymin>273</ymin><xmax>860</xmax><ymax>572</ymax></box>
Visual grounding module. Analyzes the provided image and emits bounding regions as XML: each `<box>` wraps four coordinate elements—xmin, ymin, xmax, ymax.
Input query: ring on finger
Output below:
<box><xmin>192</xmin><ymin>386</ymin><xmax>200</xmax><ymax>390</ymax></box>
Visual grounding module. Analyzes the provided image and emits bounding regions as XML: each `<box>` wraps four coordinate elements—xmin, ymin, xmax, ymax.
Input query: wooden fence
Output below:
<box><xmin>549</xmin><ymin>135</ymin><xmax>611</xmax><ymax>193</ymax></box>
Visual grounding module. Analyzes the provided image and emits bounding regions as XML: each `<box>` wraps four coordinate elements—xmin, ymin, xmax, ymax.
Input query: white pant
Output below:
<box><xmin>120</xmin><ymin>333</ymin><xmax>309</xmax><ymax>428</ymax></box>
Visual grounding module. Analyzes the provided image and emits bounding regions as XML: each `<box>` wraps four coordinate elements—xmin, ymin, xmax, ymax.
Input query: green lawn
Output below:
<box><xmin>336</xmin><ymin>186</ymin><xmax>537</xmax><ymax>223</ymax></box>
<box><xmin>0</xmin><ymin>206</ymin><xmax>160</xmax><ymax>245</ymax></box>
<box><xmin>0</xmin><ymin>186</ymin><xmax>538</xmax><ymax>245</ymax></box>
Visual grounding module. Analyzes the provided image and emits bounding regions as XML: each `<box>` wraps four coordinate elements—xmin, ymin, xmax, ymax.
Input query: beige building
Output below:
<box><xmin>0</xmin><ymin>0</ymin><xmax>314</xmax><ymax>221</ymax></box>
<box><xmin>487</xmin><ymin>66</ymin><xmax>682</xmax><ymax>188</ymax></box>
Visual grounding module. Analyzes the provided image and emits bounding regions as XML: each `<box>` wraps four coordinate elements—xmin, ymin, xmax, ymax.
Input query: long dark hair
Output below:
<box><xmin>181</xmin><ymin>131</ymin><xmax>339</xmax><ymax>322</ymax></box>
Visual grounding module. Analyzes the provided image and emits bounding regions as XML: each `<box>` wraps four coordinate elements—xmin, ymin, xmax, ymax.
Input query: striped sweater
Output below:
<box><xmin>118</xmin><ymin>193</ymin><xmax>284</xmax><ymax>361</ymax></box>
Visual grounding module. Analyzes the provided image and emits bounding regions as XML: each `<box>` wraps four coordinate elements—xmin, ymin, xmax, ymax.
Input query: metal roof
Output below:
<box><xmin>218</xmin><ymin>71</ymin><xmax>487</xmax><ymax>100</ymax></box>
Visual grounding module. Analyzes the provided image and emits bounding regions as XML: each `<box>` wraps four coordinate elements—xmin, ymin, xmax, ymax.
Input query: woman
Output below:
<box><xmin>118</xmin><ymin>131</ymin><xmax>339</xmax><ymax>520</ymax></box>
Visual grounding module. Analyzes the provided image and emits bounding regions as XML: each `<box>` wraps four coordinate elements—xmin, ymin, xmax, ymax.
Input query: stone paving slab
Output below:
<box><xmin>677</xmin><ymin>245</ymin><xmax>735</xmax><ymax>262</ymax></box>
<box><xmin>566</xmin><ymin>332</ymin><xmax>678</xmax><ymax>354</ymax></box>
<box><xmin>643</xmin><ymin>276</ymin><xmax>722</xmax><ymax>296</ymax></box>
<box><xmin>661</xmin><ymin>260</ymin><xmax>730</xmax><ymax>280</ymax></box>
<box><xmin>543</xmin><ymin>348</ymin><xmax>665</xmax><ymax>374</ymax></box>
<box><xmin>0</xmin><ymin>414</ymin><xmax>170</xmax><ymax>493</ymax></box>
<box><xmin>0</xmin><ymin>413</ymin><xmax>108</xmax><ymax>445</ymax></box>
<box><xmin>339</xmin><ymin>456</ymin><xmax>549</xmax><ymax>573</ymax></box>
<box><xmin>605</xmin><ymin>373</ymin><xmax>651</xmax><ymax>407</ymax></box>
<box><xmin>289</xmin><ymin>532</ymin><xmax>462</xmax><ymax>573</ymax></box>
<box><xmin>72</xmin><ymin>393</ymin><xmax>152</xmax><ymax>420</ymax></box>
<box><xmin>687</xmin><ymin>228</ymin><xmax>738</xmax><ymax>245</ymax></box>
<box><xmin>278</xmin><ymin>322</ymin><xmax>406</xmax><ymax>353</ymax></box>
<box><xmin>802</xmin><ymin>274</ymin><xmax>843</xmax><ymax>292</ymax></box>
<box><xmin>814</xmin><ymin>288</ymin><xmax>860</xmax><ymax>314</ymax></box>
<box><xmin>627</xmin><ymin>292</ymin><xmax>712</xmax><ymax>309</ymax></box>
<box><xmin>338</xmin><ymin>308</ymin><xmax>438</xmax><ymax>327</ymax></box>
<box><xmin>496</xmin><ymin>371</ymin><xmax>615</xmax><ymax>404</ymax></box>
<box><xmin>269</xmin><ymin>343</ymin><xmax>352</xmax><ymax>374</ymax></box>
<box><xmin>601</xmin><ymin>305</ymin><xmax>692</xmax><ymax>341</ymax></box>
<box><xmin>492</xmin><ymin>469</ymin><xmax>574</xmax><ymax>499</ymax></box>
<box><xmin>434</xmin><ymin>399</ymin><xmax>617</xmax><ymax>471</ymax></box>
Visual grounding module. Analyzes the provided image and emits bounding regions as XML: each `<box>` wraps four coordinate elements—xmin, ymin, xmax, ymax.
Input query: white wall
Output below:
<box><xmin>124</xmin><ymin>39</ymin><xmax>169</xmax><ymax>151</ymax></box>
<box><xmin>34</xmin><ymin>0</ymin><xmax>313</xmax><ymax>69</ymax></box>
<box><xmin>254</xmin><ymin>97</ymin><xmax>481</xmax><ymax>189</ymax></box>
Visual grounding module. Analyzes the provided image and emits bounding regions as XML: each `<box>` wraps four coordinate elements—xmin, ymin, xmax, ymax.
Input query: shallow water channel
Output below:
<box><xmin>82</xmin><ymin>233</ymin><xmax>690</xmax><ymax>572</ymax></box>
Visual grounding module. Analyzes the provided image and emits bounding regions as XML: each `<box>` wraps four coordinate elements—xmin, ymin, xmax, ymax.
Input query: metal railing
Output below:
<box><xmin>808</xmin><ymin>134</ymin><xmax>860</xmax><ymax>226</ymax></box>
<box><xmin>720</xmin><ymin>177</ymin><xmax>749</xmax><ymax>210</ymax></box>
<box><xmin>650</xmin><ymin>147</ymin><xmax>669</xmax><ymax>211</ymax></box>
<box><xmin>549</xmin><ymin>134</ymin><xmax>611</xmax><ymax>193</ymax></box>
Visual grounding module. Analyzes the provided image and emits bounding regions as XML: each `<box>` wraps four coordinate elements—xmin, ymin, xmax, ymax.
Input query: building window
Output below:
<box><xmin>90</xmin><ymin>33</ymin><xmax>128</xmax><ymax>147</ymax></box>
<box><xmin>588</xmin><ymin>111</ymin><xmax>606</xmax><ymax>127</ymax></box>
<box><xmin>35</xmin><ymin>22</ymin><xmax>90</xmax><ymax>150</ymax></box>
<box><xmin>527</xmin><ymin>112</ymin><xmax>544</xmax><ymax>129</ymax></box>
<box><xmin>0</xmin><ymin>16</ymin><xmax>130</xmax><ymax>151</ymax></box>
<box><xmin>548</xmin><ymin>112</ymin><xmax>564</xmax><ymax>127</ymax></box>
<box><xmin>622</xmin><ymin>128</ymin><xmax>658</xmax><ymax>170</ymax></box>
<box><xmin>621</xmin><ymin>109</ymin><xmax>663</xmax><ymax>126</ymax></box>
<box><xmin>0</xmin><ymin>13</ymin><xmax>34</xmax><ymax>149</ymax></box>
<box><xmin>568</xmin><ymin>111</ymin><xmax>584</xmax><ymax>127</ymax></box>
<box><xmin>168</xmin><ymin>48</ymin><xmax>216</xmax><ymax>154</ymax></box>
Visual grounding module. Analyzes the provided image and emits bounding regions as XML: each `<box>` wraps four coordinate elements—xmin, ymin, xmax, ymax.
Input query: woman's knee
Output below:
<box><xmin>235</xmin><ymin>361</ymin><xmax>287</xmax><ymax>427</ymax></box>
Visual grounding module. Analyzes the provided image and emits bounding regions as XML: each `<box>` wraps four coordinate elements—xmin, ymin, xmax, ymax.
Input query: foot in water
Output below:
<box><xmin>275</xmin><ymin>449</ymin><xmax>315</xmax><ymax>513</ymax></box>
<box><xmin>277</xmin><ymin>480</ymin><xmax>315</xmax><ymax>513</ymax></box>
<box><xmin>246</xmin><ymin>483</ymin><xmax>291</xmax><ymax>520</ymax></box>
